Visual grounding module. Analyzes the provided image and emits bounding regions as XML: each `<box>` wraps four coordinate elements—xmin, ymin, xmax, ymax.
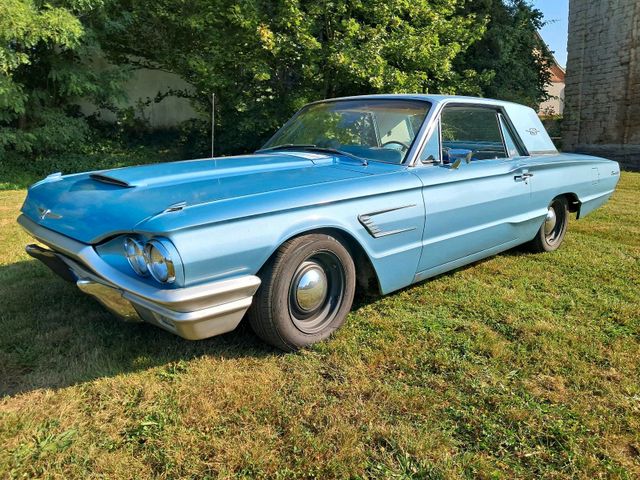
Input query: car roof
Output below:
<box><xmin>310</xmin><ymin>93</ymin><xmax>526</xmax><ymax>109</ymax></box>
<box><xmin>306</xmin><ymin>94</ymin><xmax>557</xmax><ymax>155</ymax></box>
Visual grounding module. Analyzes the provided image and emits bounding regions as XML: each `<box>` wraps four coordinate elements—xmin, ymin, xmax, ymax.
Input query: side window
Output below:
<box><xmin>441</xmin><ymin>106</ymin><xmax>508</xmax><ymax>160</ymax></box>
<box><xmin>419</xmin><ymin>122</ymin><xmax>440</xmax><ymax>163</ymax></box>
<box><xmin>499</xmin><ymin>114</ymin><xmax>522</xmax><ymax>157</ymax></box>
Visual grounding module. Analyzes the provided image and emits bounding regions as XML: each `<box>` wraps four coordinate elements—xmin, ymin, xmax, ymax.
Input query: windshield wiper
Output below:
<box><xmin>308</xmin><ymin>147</ymin><xmax>368</xmax><ymax>166</ymax></box>
<box><xmin>257</xmin><ymin>144</ymin><xmax>368</xmax><ymax>166</ymax></box>
<box><xmin>258</xmin><ymin>143</ymin><xmax>317</xmax><ymax>152</ymax></box>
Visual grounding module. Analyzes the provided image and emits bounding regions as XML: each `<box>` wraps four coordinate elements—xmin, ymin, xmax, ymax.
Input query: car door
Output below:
<box><xmin>411</xmin><ymin>104</ymin><xmax>534</xmax><ymax>278</ymax></box>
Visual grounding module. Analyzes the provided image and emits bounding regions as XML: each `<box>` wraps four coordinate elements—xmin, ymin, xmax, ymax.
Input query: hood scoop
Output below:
<box><xmin>89</xmin><ymin>173</ymin><xmax>132</xmax><ymax>188</ymax></box>
<box><xmin>86</xmin><ymin>155</ymin><xmax>324</xmax><ymax>190</ymax></box>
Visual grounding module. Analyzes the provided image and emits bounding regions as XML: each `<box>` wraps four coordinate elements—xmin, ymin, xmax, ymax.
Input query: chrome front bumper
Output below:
<box><xmin>19</xmin><ymin>215</ymin><xmax>261</xmax><ymax>340</ymax></box>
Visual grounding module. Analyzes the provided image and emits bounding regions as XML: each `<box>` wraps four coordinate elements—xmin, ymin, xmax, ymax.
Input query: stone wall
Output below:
<box><xmin>563</xmin><ymin>0</ymin><xmax>640</xmax><ymax>170</ymax></box>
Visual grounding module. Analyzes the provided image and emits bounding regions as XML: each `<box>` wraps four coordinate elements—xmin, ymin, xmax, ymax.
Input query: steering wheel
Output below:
<box><xmin>381</xmin><ymin>140</ymin><xmax>410</xmax><ymax>152</ymax></box>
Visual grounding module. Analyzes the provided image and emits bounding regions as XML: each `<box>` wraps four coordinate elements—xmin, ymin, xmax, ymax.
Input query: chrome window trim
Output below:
<box><xmin>262</xmin><ymin>98</ymin><xmax>433</xmax><ymax>166</ymax></box>
<box><xmin>495</xmin><ymin>111</ymin><xmax>511</xmax><ymax>159</ymax></box>
<box><xmin>408</xmin><ymin>100</ymin><xmax>448</xmax><ymax>167</ymax></box>
<box><xmin>408</xmin><ymin>99</ymin><xmax>533</xmax><ymax>167</ymax></box>
<box><xmin>414</xmin><ymin>117</ymin><xmax>442</xmax><ymax>165</ymax></box>
<box><xmin>497</xmin><ymin>111</ymin><xmax>529</xmax><ymax>157</ymax></box>
<box><xmin>439</xmin><ymin>104</ymin><xmax>509</xmax><ymax>161</ymax></box>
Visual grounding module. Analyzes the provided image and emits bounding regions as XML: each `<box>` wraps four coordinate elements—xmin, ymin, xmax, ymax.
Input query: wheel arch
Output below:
<box><xmin>556</xmin><ymin>192</ymin><xmax>581</xmax><ymax>217</ymax></box>
<box><xmin>257</xmin><ymin>227</ymin><xmax>382</xmax><ymax>296</ymax></box>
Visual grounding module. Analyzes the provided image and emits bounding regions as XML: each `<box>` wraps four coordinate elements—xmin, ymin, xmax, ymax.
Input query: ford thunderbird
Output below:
<box><xmin>19</xmin><ymin>95</ymin><xmax>620</xmax><ymax>350</ymax></box>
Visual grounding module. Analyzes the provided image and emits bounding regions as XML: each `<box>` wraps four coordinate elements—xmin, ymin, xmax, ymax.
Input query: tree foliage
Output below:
<box><xmin>457</xmin><ymin>0</ymin><xmax>553</xmax><ymax>108</ymax></box>
<box><xmin>101</xmin><ymin>0</ymin><xmax>490</xmax><ymax>154</ymax></box>
<box><xmin>0</xmin><ymin>0</ymin><xmax>128</xmax><ymax>155</ymax></box>
<box><xmin>1</xmin><ymin>0</ymin><xmax>553</xmax><ymax>158</ymax></box>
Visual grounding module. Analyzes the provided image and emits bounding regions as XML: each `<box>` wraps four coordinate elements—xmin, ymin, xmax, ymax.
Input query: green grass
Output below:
<box><xmin>1</xmin><ymin>173</ymin><xmax>639</xmax><ymax>479</ymax></box>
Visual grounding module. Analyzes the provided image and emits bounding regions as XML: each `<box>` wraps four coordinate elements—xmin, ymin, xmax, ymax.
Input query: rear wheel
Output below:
<box><xmin>248</xmin><ymin>234</ymin><xmax>356</xmax><ymax>351</ymax></box>
<box><xmin>528</xmin><ymin>197</ymin><xmax>569</xmax><ymax>253</ymax></box>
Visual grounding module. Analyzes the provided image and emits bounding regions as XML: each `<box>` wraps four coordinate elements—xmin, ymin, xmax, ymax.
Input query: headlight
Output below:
<box><xmin>123</xmin><ymin>237</ymin><xmax>148</xmax><ymax>276</ymax></box>
<box><xmin>144</xmin><ymin>239</ymin><xmax>176</xmax><ymax>283</ymax></box>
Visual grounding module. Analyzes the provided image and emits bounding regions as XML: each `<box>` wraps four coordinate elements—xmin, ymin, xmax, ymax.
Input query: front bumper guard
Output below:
<box><xmin>75</xmin><ymin>276</ymin><xmax>257</xmax><ymax>340</ymax></box>
<box><xmin>20</xmin><ymin>215</ymin><xmax>260</xmax><ymax>340</ymax></box>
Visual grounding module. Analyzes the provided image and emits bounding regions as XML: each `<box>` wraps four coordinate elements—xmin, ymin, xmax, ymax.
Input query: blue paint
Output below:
<box><xmin>21</xmin><ymin>95</ymin><xmax>620</xmax><ymax>294</ymax></box>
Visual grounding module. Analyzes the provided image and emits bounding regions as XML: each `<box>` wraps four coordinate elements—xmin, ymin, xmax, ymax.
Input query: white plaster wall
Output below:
<box><xmin>540</xmin><ymin>81</ymin><xmax>565</xmax><ymax>115</ymax></box>
<box><xmin>78</xmin><ymin>59</ymin><xmax>201</xmax><ymax>128</ymax></box>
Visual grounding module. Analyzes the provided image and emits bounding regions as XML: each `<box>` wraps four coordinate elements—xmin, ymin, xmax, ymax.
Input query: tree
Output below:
<box><xmin>1</xmin><ymin>0</ymin><xmax>553</xmax><ymax>159</ymax></box>
<box><xmin>456</xmin><ymin>0</ymin><xmax>553</xmax><ymax>108</ymax></box>
<box><xmin>0</xmin><ymin>0</ymin><xmax>128</xmax><ymax>156</ymax></box>
<box><xmin>100</xmin><ymin>0</ymin><xmax>488</xmax><ymax>154</ymax></box>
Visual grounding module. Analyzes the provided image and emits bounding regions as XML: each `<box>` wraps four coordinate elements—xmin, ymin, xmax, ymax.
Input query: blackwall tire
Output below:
<box><xmin>527</xmin><ymin>197</ymin><xmax>569</xmax><ymax>253</ymax></box>
<box><xmin>248</xmin><ymin>234</ymin><xmax>356</xmax><ymax>351</ymax></box>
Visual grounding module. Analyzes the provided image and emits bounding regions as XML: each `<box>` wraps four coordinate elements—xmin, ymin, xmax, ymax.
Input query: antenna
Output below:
<box><xmin>211</xmin><ymin>93</ymin><xmax>215</xmax><ymax>158</ymax></box>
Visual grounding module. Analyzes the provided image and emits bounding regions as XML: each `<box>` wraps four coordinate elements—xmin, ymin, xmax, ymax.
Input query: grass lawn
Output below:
<box><xmin>0</xmin><ymin>172</ymin><xmax>638</xmax><ymax>479</ymax></box>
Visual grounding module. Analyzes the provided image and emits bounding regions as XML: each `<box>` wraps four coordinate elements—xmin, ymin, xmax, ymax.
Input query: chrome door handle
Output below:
<box><xmin>514</xmin><ymin>172</ymin><xmax>533</xmax><ymax>182</ymax></box>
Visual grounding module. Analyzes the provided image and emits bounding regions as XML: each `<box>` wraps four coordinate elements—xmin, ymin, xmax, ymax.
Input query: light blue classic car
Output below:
<box><xmin>19</xmin><ymin>95</ymin><xmax>620</xmax><ymax>350</ymax></box>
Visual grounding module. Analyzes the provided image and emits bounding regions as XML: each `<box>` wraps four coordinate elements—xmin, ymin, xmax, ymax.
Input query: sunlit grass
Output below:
<box><xmin>1</xmin><ymin>173</ymin><xmax>638</xmax><ymax>479</ymax></box>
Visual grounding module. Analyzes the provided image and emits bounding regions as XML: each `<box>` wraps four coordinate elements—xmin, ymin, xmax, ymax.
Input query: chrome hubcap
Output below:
<box><xmin>294</xmin><ymin>263</ymin><xmax>328</xmax><ymax>312</ymax></box>
<box><xmin>289</xmin><ymin>251</ymin><xmax>346</xmax><ymax>335</ymax></box>
<box><xmin>544</xmin><ymin>207</ymin><xmax>557</xmax><ymax>235</ymax></box>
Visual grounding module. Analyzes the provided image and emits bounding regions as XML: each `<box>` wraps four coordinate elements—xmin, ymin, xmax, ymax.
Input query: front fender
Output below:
<box><xmin>165</xmin><ymin>188</ymin><xmax>425</xmax><ymax>295</ymax></box>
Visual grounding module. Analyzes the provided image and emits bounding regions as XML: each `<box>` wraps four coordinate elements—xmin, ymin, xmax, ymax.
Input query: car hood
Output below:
<box><xmin>21</xmin><ymin>152</ymin><xmax>386</xmax><ymax>244</ymax></box>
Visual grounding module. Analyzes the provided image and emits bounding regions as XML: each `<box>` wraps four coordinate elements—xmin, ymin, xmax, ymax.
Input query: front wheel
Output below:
<box><xmin>248</xmin><ymin>234</ymin><xmax>356</xmax><ymax>351</ymax></box>
<box><xmin>527</xmin><ymin>197</ymin><xmax>569</xmax><ymax>253</ymax></box>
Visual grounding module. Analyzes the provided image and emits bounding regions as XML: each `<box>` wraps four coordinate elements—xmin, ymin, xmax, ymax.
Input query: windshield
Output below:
<box><xmin>261</xmin><ymin>99</ymin><xmax>431</xmax><ymax>164</ymax></box>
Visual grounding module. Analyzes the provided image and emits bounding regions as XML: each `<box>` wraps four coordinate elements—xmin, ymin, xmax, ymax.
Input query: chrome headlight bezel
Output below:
<box><xmin>122</xmin><ymin>236</ymin><xmax>183</xmax><ymax>285</ymax></box>
<box><xmin>123</xmin><ymin>237</ymin><xmax>149</xmax><ymax>277</ymax></box>
<box><xmin>144</xmin><ymin>238</ymin><xmax>177</xmax><ymax>284</ymax></box>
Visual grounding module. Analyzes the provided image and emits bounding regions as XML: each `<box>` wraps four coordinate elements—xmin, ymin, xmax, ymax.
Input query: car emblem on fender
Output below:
<box><xmin>38</xmin><ymin>207</ymin><xmax>61</xmax><ymax>220</ymax></box>
<box><xmin>526</xmin><ymin>128</ymin><xmax>540</xmax><ymax>136</ymax></box>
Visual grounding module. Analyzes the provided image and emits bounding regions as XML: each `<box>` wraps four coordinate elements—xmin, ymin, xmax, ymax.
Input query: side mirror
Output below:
<box><xmin>445</xmin><ymin>149</ymin><xmax>473</xmax><ymax>169</ymax></box>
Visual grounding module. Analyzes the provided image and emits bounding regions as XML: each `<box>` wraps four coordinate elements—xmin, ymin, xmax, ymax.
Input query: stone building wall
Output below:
<box><xmin>563</xmin><ymin>0</ymin><xmax>640</xmax><ymax>170</ymax></box>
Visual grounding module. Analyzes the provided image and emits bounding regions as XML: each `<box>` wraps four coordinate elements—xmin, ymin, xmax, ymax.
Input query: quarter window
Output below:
<box><xmin>419</xmin><ymin>121</ymin><xmax>441</xmax><ymax>163</ymax></box>
<box><xmin>499</xmin><ymin>114</ymin><xmax>522</xmax><ymax>157</ymax></box>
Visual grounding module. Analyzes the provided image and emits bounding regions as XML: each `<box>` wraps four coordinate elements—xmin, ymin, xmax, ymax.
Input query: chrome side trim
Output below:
<box><xmin>414</xmin><ymin>238</ymin><xmax>521</xmax><ymax>283</ymax></box>
<box><xmin>365</xmin><ymin>227</ymin><xmax>417</xmax><ymax>238</ymax></box>
<box><xmin>163</xmin><ymin>201</ymin><xmax>187</xmax><ymax>213</ymax></box>
<box><xmin>358</xmin><ymin>214</ymin><xmax>383</xmax><ymax>237</ymax></box>
<box><xmin>358</xmin><ymin>204</ymin><xmax>417</xmax><ymax>238</ymax></box>
<box><xmin>360</xmin><ymin>204</ymin><xmax>417</xmax><ymax>217</ymax></box>
<box><xmin>420</xmin><ymin>210</ymin><xmax>546</xmax><ymax>247</ymax></box>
